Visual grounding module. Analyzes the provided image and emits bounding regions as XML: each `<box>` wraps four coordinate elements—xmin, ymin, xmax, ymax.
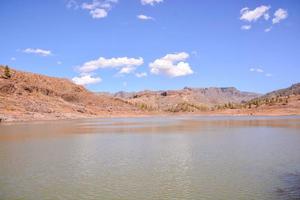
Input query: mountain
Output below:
<box><xmin>113</xmin><ymin>87</ymin><xmax>260</xmax><ymax>112</ymax></box>
<box><xmin>258</xmin><ymin>83</ymin><xmax>300</xmax><ymax>99</ymax></box>
<box><xmin>0</xmin><ymin>66</ymin><xmax>299</xmax><ymax>122</ymax></box>
<box><xmin>237</xmin><ymin>82</ymin><xmax>300</xmax><ymax>114</ymax></box>
<box><xmin>0</xmin><ymin>66</ymin><xmax>141</xmax><ymax>121</ymax></box>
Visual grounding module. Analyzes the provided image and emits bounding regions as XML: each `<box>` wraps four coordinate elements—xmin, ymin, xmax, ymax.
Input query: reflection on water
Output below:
<box><xmin>276</xmin><ymin>172</ymin><xmax>300</xmax><ymax>200</ymax></box>
<box><xmin>1</xmin><ymin>116</ymin><xmax>300</xmax><ymax>141</ymax></box>
<box><xmin>0</xmin><ymin>116</ymin><xmax>300</xmax><ymax>200</ymax></box>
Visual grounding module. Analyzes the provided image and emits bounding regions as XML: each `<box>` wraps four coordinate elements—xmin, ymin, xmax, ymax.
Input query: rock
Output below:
<box><xmin>0</xmin><ymin>83</ymin><xmax>16</xmax><ymax>94</ymax></box>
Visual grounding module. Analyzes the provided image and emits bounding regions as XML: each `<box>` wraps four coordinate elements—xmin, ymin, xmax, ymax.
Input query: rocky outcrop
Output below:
<box><xmin>113</xmin><ymin>87</ymin><xmax>260</xmax><ymax>112</ymax></box>
<box><xmin>0</xmin><ymin>66</ymin><xmax>298</xmax><ymax>121</ymax></box>
<box><xmin>0</xmin><ymin>66</ymin><xmax>141</xmax><ymax>121</ymax></box>
<box><xmin>260</xmin><ymin>83</ymin><xmax>300</xmax><ymax>99</ymax></box>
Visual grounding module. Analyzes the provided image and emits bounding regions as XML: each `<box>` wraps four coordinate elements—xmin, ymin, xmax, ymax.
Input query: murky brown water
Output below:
<box><xmin>0</xmin><ymin>116</ymin><xmax>300</xmax><ymax>200</ymax></box>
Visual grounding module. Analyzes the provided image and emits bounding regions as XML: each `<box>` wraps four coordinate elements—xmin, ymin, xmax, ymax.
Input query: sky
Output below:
<box><xmin>0</xmin><ymin>0</ymin><xmax>299</xmax><ymax>93</ymax></box>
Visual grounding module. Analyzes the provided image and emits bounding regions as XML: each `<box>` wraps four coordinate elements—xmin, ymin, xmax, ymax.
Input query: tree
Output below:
<box><xmin>4</xmin><ymin>65</ymin><xmax>11</xmax><ymax>79</ymax></box>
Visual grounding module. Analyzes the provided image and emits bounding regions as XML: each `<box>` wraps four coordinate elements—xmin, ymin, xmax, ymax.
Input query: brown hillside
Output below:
<box><xmin>0</xmin><ymin>66</ymin><xmax>141</xmax><ymax>121</ymax></box>
<box><xmin>113</xmin><ymin>87</ymin><xmax>260</xmax><ymax>112</ymax></box>
<box><xmin>0</xmin><ymin>66</ymin><xmax>299</xmax><ymax>121</ymax></box>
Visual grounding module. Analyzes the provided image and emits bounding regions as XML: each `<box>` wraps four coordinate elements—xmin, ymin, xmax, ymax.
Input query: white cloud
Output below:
<box><xmin>135</xmin><ymin>72</ymin><xmax>147</xmax><ymax>78</ymax></box>
<box><xmin>90</xmin><ymin>8</ymin><xmax>107</xmax><ymax>18</ymax></box>
<box><xmin>23</xmin><ymin>48</ymin><xmax>52</xmax><ymax>56</ymax></box>
<box><xmin>57</xmin><ymin>61</ymin><xmax>62</xmax><ymax>65</ymax></box>
<box><xmin>66</xmin><ymin>0</ymin><xmax>79</xmax><ymax>9</ymax></box>
<box><xmin>72</xmin><ymin>74</ymin><xmax>102</xmax><ymax>85</ymax></box>
<box><xmin>137</xmin><ymin>14</ymin><xmax>154</xmax><ymax>20</ymax></box>
<box><xmin>265</xmin><ymin>73</ymin><xmax>272</xmax><ymax>77</ymax></box>
<box><xmin>241</xmin><ymin>25</ymin><xmax>251</xmax><ymax>30</ymax></box>
<box><xmin>272</xmin><ymin>8</ymin><xmax>288</xmax><ymax>24</ymax></box>
<box><xmin>240</xmin><ymin>5</ymin><xmax>270</xmax><ymax>22</ymax></box>
<box><xmin>10</xmin><ymin>57</ymin><xmax>16</xmax><ymax>61</ymax></box>
<box><xmin>81</xmin><ymin>0</ymin><xmax>118</xmax><ymax>19</ymax></box>
<box><xmin>149</xmin><ymin>52</ymin><xmax>194</xmax><ymax>77</ymax></box>
<box><xmin>79</xmin><ymin>56</ymin><xmax>144</xmax><ymax>74</ymax></box>
<box><xmin>264</xmin><ymin>27</ymin><xmax>272</xmax><ymax>32</ymax></box>
<box><xmin>141</xmin><ymin>0</ymin><xmax>163</xmax><ymax>6</ymax></box>
<box><xmin>250</xmin><ymin>68</ymin><xmax>264</xmax><ymax>73</ymax></box>
<box><xmin>264</xmin><ymin>13</ymin><xmax>270</xmax><ymax>20</ymax></box>
<box><xmin>250</xmin><ymin>68</ymin><xmax>273</xmax><ymax>77</ymax></box>
<box><xmin>82</xmin><ymin>1</ymin><xmax>99</xmax><ymax>10</ymax></box>
<box><xmin>118</xmin><ymin>66</ymin><xmax>136</xmax><ymax>74</ymax></box>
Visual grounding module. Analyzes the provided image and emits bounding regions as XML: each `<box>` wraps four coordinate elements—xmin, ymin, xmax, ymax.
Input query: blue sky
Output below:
<box><xmin>0</xmin><ymin>0</ymin><xmax>299</xmax><ymax>93</ymax></box>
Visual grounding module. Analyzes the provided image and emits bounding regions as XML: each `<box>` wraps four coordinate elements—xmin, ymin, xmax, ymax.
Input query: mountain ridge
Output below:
<box><xmin>111</xmin><ymin>86</ymin><xmax>261</xmax><ymax>112</ymax></box>
<box><xmin>0</xmin><ymin>66</ymin><xmax>299</xmax><ymax>122</ymax></box>
<box><xmin>0</xmin><ymin>66</ymin><xmax>142</xmax><ymax>121</ymax></box>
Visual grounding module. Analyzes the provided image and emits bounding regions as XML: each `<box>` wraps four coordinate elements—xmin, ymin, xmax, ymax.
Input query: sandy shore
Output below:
<box><xmin>1</xmin><ymin>109</ymin><xmax>299</xmax><ymax>123</ymax></box>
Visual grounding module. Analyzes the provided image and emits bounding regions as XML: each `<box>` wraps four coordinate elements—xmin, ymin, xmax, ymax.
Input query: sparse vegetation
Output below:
<box><xmin>167</xmin><ymin>102</ymin><xmax>208</xmax><ymax>112</ymax></box>
<box><xmin>0</xmin><ymin>67</ymin><xmax>299</xmax><ymax>121</ymax></box>
<box><xmin>1</xmin><ymin>65</ymin><xmax>12</xmax><ymax>79</ymax></box>
<box><xmin>161</xmin><ymin>91</ymin><xmax>167</xmax><ymax>96</ymax></box>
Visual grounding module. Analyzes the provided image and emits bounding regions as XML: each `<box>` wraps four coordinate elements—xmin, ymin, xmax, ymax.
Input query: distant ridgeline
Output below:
<box><xmin>111</xmin><ymin>83</ymin><xmax>299</xmax><ymax>112</ymax></box>
<box><xmin>0</xmin><ymin>65</ymin><xmax>299</xmax><ymax>121</ymax></box>
<box><xmin>111</xmin><ymin>86</ymin><xmax>261</xmax><ymax>112</ymax></box>
<box><xmin>243</xmin><ymin>83</ymin><xmax>300</xmax><ymax>109</ymax></box>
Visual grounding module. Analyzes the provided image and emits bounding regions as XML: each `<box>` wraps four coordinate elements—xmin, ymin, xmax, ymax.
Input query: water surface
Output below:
<box><xmin>0</xmin><ymin>116</ymin><xmax>300</xmax><ymax>200</ymax></box>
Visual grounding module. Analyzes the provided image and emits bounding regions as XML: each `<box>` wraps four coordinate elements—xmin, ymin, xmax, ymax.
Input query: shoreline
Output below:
<box><xmin>1</xmin><ymin>111</ymin><xmax>300</xmax><ymax>124</ymax></box>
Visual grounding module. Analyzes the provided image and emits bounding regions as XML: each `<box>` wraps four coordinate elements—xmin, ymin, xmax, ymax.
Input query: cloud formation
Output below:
<box><xmin>72</xmin><ymin>74</ymin><xmax>102</xmax><ymax>85</ymax></box>
<box><xmin>239</xmin><ymin>5</ymin><xmax>288</xmax><ymax>32</ymax></box>
<box><xmin>240</xmin><ymin>5</ymin><xmax>270</xmax><ymax>22</ymax></box>
<box><xmin>141</xmin><ymin>0</ymin><xmax>163</xmax><ymax>6</ymax></box>
<box><xmin>250</xmin><ymin>68</ymin><xmax>273</xmax><ymax>77</ymax></box>
<box><xmin>265</xmin><ymin>73</ymin><xmax>272</xmax><ymax>77</ymax></box>
<box><xmin>250</xmin><ymin>68</ymin><xmax>264</xmax><ymax>73</ymax></box>
<box><xmin>90</xmin><ymin>8</ymin><xmax>107</xmax><ymax>18</ymax></box>
<box><xmin>81</xmin><ymin>0</ymin><xmax>118</xmax><ymax>19</ymax></box>
<box><xmin>135</xmin><ymin>72</ymin><xmax>147</xmax><ymax>78</ymax></box>
<box><xmin>241</xmin><ymin>25</ymin><xmax>251</xmax><ymax>30</ymax></box>
<box><xmin>149</xmin><ymin>52</ymin><xmax>194</xmax><ymax>77</ymax></box>
<box><xmin>264</xmin><ymin>27</ymin><xmax>272</xmax><ymax>32</ymax></box>
<box><xmin>272</xmin><ymin>8</ymin><xmax>288</xmax><ymax>24</ymax></box>
<box><xmin>23</xmin><ymin>48</ymin><xmax>52</xmax><ymax>56</ymax></box>
<box><xmin>66</xmin><ymin>0</ymin><xmax>79</xmax><ymax>9</ymax></box>
<box><xmin>264</xmin><ymin>13</ymin><xmax>270</xmax><ymax>20</ymax></box>
<box><xmin>79</xmin><ymin>56</ymin><xmax>144</xmax><ymax>74</ymax></box>
<box><xmin>137</xmin><ymin>14</ymin><xmax>154</xmax><ymax>20</ymax></box>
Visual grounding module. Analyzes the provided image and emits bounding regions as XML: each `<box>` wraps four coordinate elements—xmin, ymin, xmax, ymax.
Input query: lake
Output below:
<box><xmin>0</xmin><ymin>116</ymin><xmax>300</xmax><ymax>200</ymax></box>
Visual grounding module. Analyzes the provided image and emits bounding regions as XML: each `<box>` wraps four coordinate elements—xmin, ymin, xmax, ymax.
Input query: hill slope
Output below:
<box><xmin>259</xmin><ymin>83</ymin><xmax>300</xmax><ymax>99</ymax></box>
<box><xmin>113</xmin><ymin>87</ymin><xmax>260</xmax><ymax>112</ymax></box>
<box><xmin>0</xmin><ymin>66</ymin><xmax>299</xmax><ymax>121</ymax></box>
<box><xmin>0</xmin><ymin>66</ymin><xmax>141</xmax><ymax>121</ymax></box>
<box><xmin>209</xmin><ymin>83</ymin><xmax>300</xmax><ymax>116</ymax></box>
<box><xmin>235</xmin><ymin>83</ymin><xmax>300</xmax><ymax>115</ymax></box>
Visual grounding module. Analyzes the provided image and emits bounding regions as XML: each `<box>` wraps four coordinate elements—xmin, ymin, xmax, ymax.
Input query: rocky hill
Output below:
<box><xmin>113</xmin><ymin>87</ymin><xmax>260</xmax><ymax>112</ymax></box>
<box><xmin>258</xmin><ymin>83</ymin><xmax>300</xmax><ymax>99</ymax></box>
<box><xmin>0</xmin><ymin>66</ymin><xmax>141</xmax><ymax>121</ymax></box>
<box><xmin>0</xmin><ymin>66</ymin><xmax>299</xmax><ymax>122</ymax></box>
<box><xmin>233</xmin><ymin>82</ymin><xmax>300</xmax><ymax>115</ymax></box>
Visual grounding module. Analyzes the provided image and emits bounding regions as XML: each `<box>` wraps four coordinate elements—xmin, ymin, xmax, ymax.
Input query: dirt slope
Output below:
<box><xmin>113</xmin><ymin>87</ymin><xmax>260</xmax><ymax>111</ymax></box>
<box><xmin>0</xmin><ymin>66</ymin><xmax>141</xmax><ymax>121</ymax></box>
<box><xmin>0</xmin><ymin>66</ymin><xmax>299</xmax><ymax>122</ymax></box>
